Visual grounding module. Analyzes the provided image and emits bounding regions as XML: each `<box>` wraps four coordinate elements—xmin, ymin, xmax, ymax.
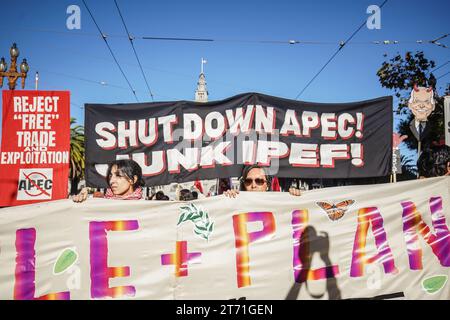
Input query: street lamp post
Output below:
<box><xmin>0</xmin><ymin>43</ymin><xmax>29</xmax><ymax>90</ymax></box>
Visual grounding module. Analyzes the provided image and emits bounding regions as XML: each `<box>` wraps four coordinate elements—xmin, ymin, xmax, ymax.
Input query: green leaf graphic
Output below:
<box><xmin>177</xmin><ymin>213</ymin><xmax>186</xmax><ymax>225</ymax></box>
<box><xmin>194</xmin><ymin>228</ymin><xmax>207</xmax><ymax>240</ymax></box>
<box><xmin>54</xmin><ymin>249</ymin><xmax>78</xmax><ymax>274</ymax></box>
<box><xmin>422</xmin><ymin>275</ymin><xmax>448</xmax><ymax>294</ymax></box>
<box><xmin>196</xmin><ymin>225</ymin><xmax>207</xmax><ymax>231</ymax></box>
<box><xmin>178</xmin><ymin>203</ymin><xmax>215</xmax><ymax>241</ymax></box>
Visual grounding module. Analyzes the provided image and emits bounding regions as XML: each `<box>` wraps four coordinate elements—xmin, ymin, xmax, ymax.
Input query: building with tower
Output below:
<box><xmin>195</xmin><ymin>58</ymin><xmax>208</xmax><ymax>103</ymax></box>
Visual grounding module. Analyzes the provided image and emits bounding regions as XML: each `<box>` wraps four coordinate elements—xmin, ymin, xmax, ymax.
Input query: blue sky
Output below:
<box><xmin>0</xmin><ymin>0</ymin><xmax>449</xmax><ymax>162</ymax></box>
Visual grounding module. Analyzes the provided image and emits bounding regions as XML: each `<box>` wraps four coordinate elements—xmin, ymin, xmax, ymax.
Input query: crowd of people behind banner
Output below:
<box><xmin>72</xmin><ymin>160</ymin><xmax>302</xmax><ymax>202</ymax></box>
<box><xmin>71</xmin><ymin>144</ymin><xmax>450</xmax><ymax>203</ymax></box>
<box><xmin>71</xmin><ymin>86</ymin><xmax>449</xmax><ymax>203</ymax></box>
<box><xmin>418</xmin><ymin>145</ymin><xmax>450</xmax><ymax>178</ymax></box>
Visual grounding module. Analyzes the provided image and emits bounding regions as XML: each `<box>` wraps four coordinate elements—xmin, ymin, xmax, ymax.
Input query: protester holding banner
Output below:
<box><xmin>224</xmin><ymin>165</ymin><xmax>301</xmax><ymax>198</ymax></box>
<box><xmin>72</xmin><ymin>159</ymin><xmax>144</xmax><ymax>202</ymax></box>
<box><xmin>178</xmin><ymin>188</ymin><xmax>195</xmax><ymax>201</ymax></box>
<box><xmin>417</xmin><ymin>145</ymin><xmax>450</xmax><ymax>178</ymax></box>
<box><xmin>218</xmin><ymin>178</ymin><xmax>232</xmax><ymax>195</ymax></box>
<box><xmin>148</xmin><ymin>190</ymin><xmax>170</xmax><ymax>201</ymax></box>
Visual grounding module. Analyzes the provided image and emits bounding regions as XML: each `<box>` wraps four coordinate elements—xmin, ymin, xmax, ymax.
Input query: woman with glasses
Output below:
<box><xmin>72</xmin><ymin>159</ymin><xmax>145</xmax><ymax>202</ymax></box>
<box><xmin>224</xmin><ymin>164</ymin><xmax>301</xmax><ymax>198</ymax></box>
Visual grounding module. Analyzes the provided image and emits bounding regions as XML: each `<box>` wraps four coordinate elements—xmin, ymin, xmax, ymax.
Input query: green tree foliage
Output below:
<box><xmin>377</xmin><ymin>51</ymin><xmax>450</xmax><ymax>151</ymax></box>
<box><xmin>70</xmin><ymin>118</ymin><xmax>85</xmax><ymax>194</ymax></box>
<box><xmin>397</xmin><ymin>154</ymin><xmax>418</xmax><ymax>181</ymax></box>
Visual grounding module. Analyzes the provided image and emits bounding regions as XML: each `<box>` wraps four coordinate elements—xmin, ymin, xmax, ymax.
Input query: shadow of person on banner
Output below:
<box><xmin>285</xmin><ymin>226</ymin><xmax>341</xmax><ymax>300</ymax></box>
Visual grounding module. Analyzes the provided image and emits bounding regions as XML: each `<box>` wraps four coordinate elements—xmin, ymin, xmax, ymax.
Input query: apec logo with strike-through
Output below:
<box><xmin>17</xmin><ymin>168</ymin><xmax>53</xmax><ymax>200</ymax></box>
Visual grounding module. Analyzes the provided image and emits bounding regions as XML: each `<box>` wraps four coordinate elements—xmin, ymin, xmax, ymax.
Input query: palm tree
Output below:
<box><xmin>397</xmin><ymin>154</ymin><xmax>418</xmax><ymax>181</ymax></box>
<box><xmin>70</xmin><ymin>117</ymin><xmax>85</xmax><ymax>194</ymax></box>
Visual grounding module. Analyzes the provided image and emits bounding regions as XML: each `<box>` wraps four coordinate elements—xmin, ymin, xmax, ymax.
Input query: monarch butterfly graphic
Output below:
<box><xmin>316</xmin><ymin>200</ymin><xmax>355</xmax><ymax>221</ymax></box>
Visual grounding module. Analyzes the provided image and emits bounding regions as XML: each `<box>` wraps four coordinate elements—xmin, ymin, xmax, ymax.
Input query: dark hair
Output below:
<box><xmin>148</xmin><ymin>190</ymin><xmax>166</xmax><ymax>200</ymax></box>
<box><xmin>218</xmin><ymin>178</ymin><xmax>231</xmax><ymax>194</ymax></box>
<box><xmin>417</xmin><ymin>145</ymin><xmax>450</xmax><ymax>177</ymax></box>
<box><xmin>191</xmin><ymin>191</ymin><xmax>198</xmax><ymax>199</ymax></box>
<box><xmin>106</xmin><ymin>159</ymin><xmax>145</xmax><ymax>189</ymax></box>
<box><xmin>417</xmin><ymin>149</ymin><xmax>434</xmax><ymax>177</ymax></box>
<box><xmin>239</xmin><ymin>165</ymin><xmax>272</xmax><ymax>191</ymax></box>
<box><xmin>149</xmin><ymin>191</ymin><xmax>169</xmax><ymax>200</ymax></box>
<box><xmin>179</xmin><ymin>189</ymin><xmax>194</xmax><ymax>201</ymax></box>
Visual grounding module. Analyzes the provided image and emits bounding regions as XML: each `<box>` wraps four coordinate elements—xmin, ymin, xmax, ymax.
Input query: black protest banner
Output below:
<box><xmin>85</xmin><ymin>93</ymin><xmax>392</xmax><ymax>187</ymax></box>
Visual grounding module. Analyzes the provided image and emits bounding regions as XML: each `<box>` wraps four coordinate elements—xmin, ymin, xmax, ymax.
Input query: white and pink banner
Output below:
<box><xmin>0</xmin><ymin>177</ymin><xmax>449</xmax><ymax>300</ymax></box>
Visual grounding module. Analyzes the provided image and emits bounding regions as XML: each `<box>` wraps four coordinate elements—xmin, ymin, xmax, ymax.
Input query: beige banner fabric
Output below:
<box><xmin>0</xmin><ymin>177</ymin><xmax>449</xmax><ymax>300</ymax></box>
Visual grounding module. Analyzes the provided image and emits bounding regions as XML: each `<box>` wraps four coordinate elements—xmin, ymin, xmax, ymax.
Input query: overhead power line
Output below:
<box><xmin>294</xmin><ymin>0</ymin><xmax>389</xmax><ymax>100</ymax></box>
<box><xmin>142</xmin><ymin>36</ymin><xmax>214</xmax><ymax>42</ymax></box>
<box><xmin>32</xmin><ymin>66</ymin><xmax>135</xmax><ymax>91</ymax></box>
<box><xmin>32</xmin><ymin>66</ymin><xmax>180</xmax><ymax>100</ymax></box>
<box><xmin>437</xmin><ymin>71</ymin><xmax>450</xmax><ymax>80</ymax></box>
<box><xmin>16</xmin><ymin>28</ymin><xmax>449</xmax><ymax>48</ymax></box>
<box><xmin>82</xmin><ymin>0</ymin><xmax>139</xmax><ymax>102</ymax></box>
<box><xmin>114</xmin><ymin>0</ymin><xmax>154</xmax><ymax>101</ymax></box>
<box><xmin>431</xmin><ymin>61</ymin><xmax>450</xmax><ymax>74</ymax></box>
<box><xmin>429</xmin><ymin>33</ymin><xmax>449</xmax><ymax>49</ymax></box>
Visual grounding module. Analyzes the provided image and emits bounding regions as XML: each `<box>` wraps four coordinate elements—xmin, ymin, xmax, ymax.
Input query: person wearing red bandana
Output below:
<box><xmin>72</xmin><ymin>159</ymin><xmax>144</xmax><ymax>202</ymax></box>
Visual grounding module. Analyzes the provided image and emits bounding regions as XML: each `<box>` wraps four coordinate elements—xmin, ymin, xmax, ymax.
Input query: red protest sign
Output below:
<box><xmin>0</xmin><ymin>91</ymin><xmax>70</xmax><ymax>206</ymax></box>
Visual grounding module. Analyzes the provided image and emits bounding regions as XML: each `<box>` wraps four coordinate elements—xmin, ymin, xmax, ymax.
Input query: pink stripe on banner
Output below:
<box><xmin>89</xmin><ymin>220</ymin><xmax>139</xmax><ymax>299</ymax></box>
<box><xmin>401</xmin><ymin>197</ymin><xmax>450</xmax><ymax>270</ymax></box>
<box><xmin>14</xmin><ymin>228</ymin><xmax>70</xmax><ymax>300</ymax></box>
<box><xmin>291</xmin><ymin>210</ymin><xmax>339</xmax><ymax>283</ymax></box>
<box><xmin>350</xmin><ymin>207</ymin><xmax>397</xmax><ymax>277</ymax></box>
